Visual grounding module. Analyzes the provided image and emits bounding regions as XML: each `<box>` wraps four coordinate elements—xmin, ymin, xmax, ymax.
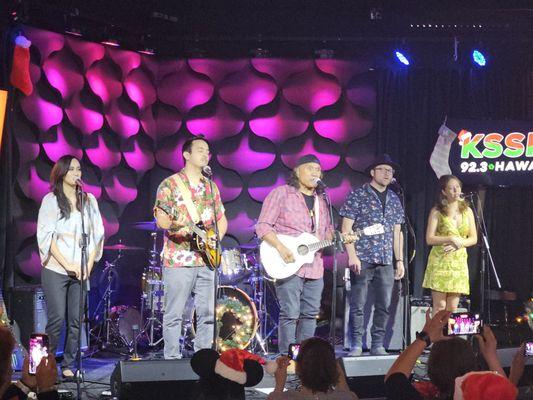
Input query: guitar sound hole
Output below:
<box><xmin>297</xmin><ymin>245</ymin><xmax>309</xmax><ymax>256</ymax></box>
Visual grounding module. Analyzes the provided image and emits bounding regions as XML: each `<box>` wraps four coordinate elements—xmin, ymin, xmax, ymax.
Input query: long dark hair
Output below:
<box><xmin>435</xmin><ymin>174</ymin><xmax>469</xmax><ymax>215</ymax></box>
<box><xmin>50</xmin><ymin>155</ymin><xmax>82</xmax><ymax>220</ymax></box>
<box><xmin>427</xmin><ymin>337</ymin><xmax>477</xmax><ymax>398</ymax></box>
<box><xmin>287</xmin><ymin>167</ymin><xmax>324</xmax><ymax>194</ymax></box>
<box><xmin>295</xmin><ymin>337</ymin><xmax>340</xmax><ymax>394</ymax></box>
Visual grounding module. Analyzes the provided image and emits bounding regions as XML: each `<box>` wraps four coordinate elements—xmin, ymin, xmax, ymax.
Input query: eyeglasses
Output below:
<box><xmin>374</xmin><ymin>167</ymin><xmax>395</xmax><ymax>175</ymax></box>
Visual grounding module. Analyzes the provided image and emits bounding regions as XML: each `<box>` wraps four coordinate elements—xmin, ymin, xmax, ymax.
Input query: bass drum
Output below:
<box><xmin>182</xmin><ymin>286</ymin><xmax>258</xmax><ymax>351</ymax></box>
<box><xmin>109</xmin><ymin>305</ymin><xmax>142</xmax><ymax>347</ymax></box>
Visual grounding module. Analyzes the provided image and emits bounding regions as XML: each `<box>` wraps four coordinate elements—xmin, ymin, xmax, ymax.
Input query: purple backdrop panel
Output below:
<box><xmin>12</xmin><ymin>117</ymin><xmax>40</xmax><ymax>164</ymax></box>
<box><xmin>217</xmin><ymin>133</ymin><xmax>276</xmax><ymax>175</ymax></box>
<box><xmin>65</xmin><ymin>92</ymin><xmax>104</xmax><ymax>135</ymax></box>
<box><xmin>42</xmin><ymin>48</ymin><xmax>84</xmax><ymax>101</ymax></box>
<box><xmin>142</xmin><ymin>58</ymin><xmax>184</xmax><ymax>82</ymax></box>
<box><xmin>25</xmin><ymin>26</ymin><xmax>65</xmax><ymax>62</ymax></box>
<box><xmin>249</xmin><ymin>97</ymin><xmax>309</xmax><ymax>144</ymax></box>
<box><xmin>80</xmin><ymin>164</ymin><xmax>103</xmax><ymax>199</ymax></box>
<box><xmin>107</xmin><ymin>47</ymin><xmax>141</xmax><ymax>80</ymax></box>
<box><xmin>105</xmin><ymin>97</ymin><xmax>140</xmax><ymax>139</ymax></box>
<box><xmin>15</xmin><ymin>243</ymin><xmax>41</xmax><ymax>278</ymax></box>
<box><xmin>17</xmin><ymin>162</ymin><xmax>51</xmax><ymax>204</ymax></box>
<box><xmin>124</xmin><ymin>68</ymin><xmax>157</xmax><ymax>110</ymax></box>
<box><xmin>226</xmin><ymin>210</ymin><xmax>259</xmax><ymax>244</ymax></box>
<box><xmin>212</xmin><ymin>167</ymin><xmax>244</xmax><ymax>203</ymax></box>
<box><xmin>315</xmin><ymin>59</ymin><xmax>371</xmax><ymax>86</ymax></box>
<box><xmin>41</xmin><ymin>125</ymin><xmax>83</xmax><ymax>162</ymax></box>
<box><xmin>251</xmin><ymin>58</ymin><xmax>313</xmax><ymax>85</ymax></box>
<box><xmin>188</xmin><ymin>58</ymin><xmax>248</xmax><ymax>85</ymax></box>
<box><xmin>158</xmin><ymin>66</ymin><xmax>214</xmax><ymax>113</ymax></box>
<box><xmin>219</xmin><ymin>66</ymin><xmax>277</xmax><ymax>114</ymax></box>
<box><xmin>102</xmin><ymin>167</ymin><xmax>138</xmax><ymax>215</ymax></box>
<box><xmin>187</xmin><ymin>97</ymin><xmax>245</xmax><ymax>141</ymax></box>
<box><xmin>280</xmin><ymin>135</ymin><xmax>341</xmax><ymax>171</ymax></box>
<box><xmin>122</xmin><ymin>135</ymin><xmax>156</xmax><ymax>176</ymax></box>
<box><xmin>346</xmin><ymin>73</ymin><xmax>377</xmax><ymax>112</ymax></box>
<box><xmin>155</xmin><ymin>134</ymin><xmax>186</xmax><ymax>171</ymax></box>
<box><xmin>84</xmin><ymin>132</ymin><xmax>121</xmax><ymax>170</ymax></box>
<box><xmin>29</xmin><ymin>62</ymin><xmax>41</xmax><ymax>84</ymax></box>
<box><xmin>314</xmin><ymin>97</ymin><xmax>373</xmax><ymax>143</ymax></box>
<box><xmin>86</xmin><ymin>59</ymin><xmax>123</xmax><ymax>106</ymax></box>
<box><xmin>20</xmin><ymin>90</ymin><xmax>63</xmax><ymax>132</ymax></box>
<box><xmin>99</xmin><ymin>201</ymin><xmax>120</xmax><ymax>239</ymax></box>
<box><xmin>139</xmin><ymin>103</ymin><xmax>182</xmax><ymax>140</ymax></box>
<box><xmin>248</xmin><ymin>172</ymin><xmax>288</xmax><ymax>202</ymax></box>
<box><xmin>15</xmin><ymin>217</ymin><xmax>37</xmax><ymax>248</ymax></box>
<box><xmin>345</xmin><ymin>135</ymin><xmax>376</xmax><ymax>173</ymax></box>
<box><xmin>65</xmin><ymin>37</ymin><xmax>105</xmax><ymax>71</ymax></box>
<box><xmin>282</xmin><ymin>69</ymin><xmax>341</xmax><ymax>114</ymax></box>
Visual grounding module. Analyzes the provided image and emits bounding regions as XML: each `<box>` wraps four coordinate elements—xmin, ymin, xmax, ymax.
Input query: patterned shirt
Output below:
<box><xmin>255</xmin><ymin>185</ymin><xmax>333</xmax><ymax>279</ymax></box>
<box><xmin>154</xmin><ymin>171</ymin><xmax>225</xmax><ymax>268</ymax></box>
<box><xmin>339</xmin><ymin>183</ymin><xmax>404</xmax><ymax>265</ymax></box>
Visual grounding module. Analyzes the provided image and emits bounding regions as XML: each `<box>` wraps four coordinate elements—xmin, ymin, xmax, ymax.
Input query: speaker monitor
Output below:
<box><xmin>111</xmin><ymin>359</ymin><xmax>199</xmax><ymax>399</ymax></box>
<box><xmin>11</xmin><ymin>286</ymin><xmax>87</xmax><ymax>354</ymax></box>
<box><xmin>344</xmin><ymin>280</ymin><xmax>406</xmax><ymax>351</ymax></box>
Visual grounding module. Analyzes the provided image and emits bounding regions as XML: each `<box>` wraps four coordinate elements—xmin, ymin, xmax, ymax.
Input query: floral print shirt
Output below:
<box><xmin>154</xmin><ymin>171</ymin><xmax>225</xmax><ymax>268</ymax></box>
<box><xmin>339</xmin><ymin>183</ymin><xmax>404</xmax><ymax>265</ymax></box>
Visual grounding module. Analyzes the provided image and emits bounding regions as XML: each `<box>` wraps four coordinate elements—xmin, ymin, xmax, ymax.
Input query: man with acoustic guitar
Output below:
<box><xmin>154</xmin><ymin>135</ymin><xmax>227</xmax><ymax>359</ymax></box>
<box><xmin>256</xmin><ymin>154</ymin><xmax>337</xmax><ymax>355</ymax></box>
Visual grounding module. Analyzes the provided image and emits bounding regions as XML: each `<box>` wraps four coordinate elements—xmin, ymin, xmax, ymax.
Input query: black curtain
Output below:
<box><xmin>375</xmin><ymin>64</ymin><xmax>533</xmax><ymax>305</ymax></box>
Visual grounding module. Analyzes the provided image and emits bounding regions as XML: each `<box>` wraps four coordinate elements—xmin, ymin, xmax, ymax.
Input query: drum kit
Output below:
<box><xmin>90</xmin><ymin>220</ymin><xmax>279</xmax><ymax>355</ymax></box>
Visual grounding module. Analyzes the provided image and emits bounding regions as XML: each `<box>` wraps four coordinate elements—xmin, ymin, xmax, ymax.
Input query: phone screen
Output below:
<box><xmin>446</xmin><ymin>312</ymin><xmax>482</xmax><ymax>336</ymax></box>
<box><xmin>288</xmin><ymin>343</ymin><xmax>301</xmax><ymax>361</ymax></box>
<box><xmin>29</xmin><ymin>334</ymin><xmax>49</xmax><ymax>375</ymax></box>
<box><xmin>525</xmin><ymin>342</ymin><xmax>533</xmax><ymax>357</ymax></box>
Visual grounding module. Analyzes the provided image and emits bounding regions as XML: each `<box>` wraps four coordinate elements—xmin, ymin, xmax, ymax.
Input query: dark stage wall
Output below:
<box><xmin>1</xmin><ymin>25</ymin><xmax>532</xmax><ymax>316</ymax></box>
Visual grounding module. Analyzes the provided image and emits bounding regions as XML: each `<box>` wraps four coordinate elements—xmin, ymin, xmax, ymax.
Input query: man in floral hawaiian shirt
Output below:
<box><xmin>340</xmin><ymin>154</ymin><xmax>404</xmax><ymax>357</ymax></box>
<box><xmin>154</xmin><ymin>136</ymin><xmax>228</xmax><ymax>359</ymax></box>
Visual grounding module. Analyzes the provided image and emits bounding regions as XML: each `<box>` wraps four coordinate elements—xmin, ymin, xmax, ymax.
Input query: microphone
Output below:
<box><xmin>389</xmin><ymin>177</ymin><xmax>403</xmax><ymax>192</ymax></box>
<box><xmin>75</xmin><ymin>178</ymin><xmax>83</xmax><ymax>193</ymax></box>
<box><xmin>202</xmin><ymin>165</ymin><xmax>212</xmax><ymax>177</ymax></box>
<box><xmin>460</xmin><ymin>192</ymin><xmax>476</xmax><ymax>200</ymax></box>
<box><xmin>314</xmin><ymin>178</ymin><xmax>327</xmax><ymax>188</ymax></box>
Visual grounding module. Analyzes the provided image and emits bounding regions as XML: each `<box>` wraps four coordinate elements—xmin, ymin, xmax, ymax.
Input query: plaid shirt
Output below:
<box><xmin>339</xmin><ymin>183</ymin><xmax>404</xmax><ymax>265</ymax></box>
<box><xmin>256</xmin><ymin>185</ymin><xmax>333</xmax><ymax>279</ymax></box>
<box><xmin>154</xmin><ymin>171</ymin><xmax>224</xmax><ymax>268</ymax></box>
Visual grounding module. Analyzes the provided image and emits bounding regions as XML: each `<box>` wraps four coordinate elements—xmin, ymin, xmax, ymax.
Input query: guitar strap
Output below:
<box><xmin>173</xmin><ymin>175</ymin><xmax>201</xmax><ymax>224</ymax></box>
<box><xmin>314</xmin><ymin>195</ymin><xmax>320</xmax><ymax>231</ymax></box>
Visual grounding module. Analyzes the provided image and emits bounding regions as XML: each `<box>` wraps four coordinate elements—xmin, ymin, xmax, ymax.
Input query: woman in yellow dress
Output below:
<box><xmin>423</xmin><ymin>175</ymin><xmax>478</xmax><ymax>315</ymax></box>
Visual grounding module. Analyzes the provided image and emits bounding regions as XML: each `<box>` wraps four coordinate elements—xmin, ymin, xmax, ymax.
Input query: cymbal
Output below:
<box><xmin>131</xmin><ymin>221</ymin><xmax>162</xmax><ymax>231</ymax></box>
<box><xmin>104</xmin><ymin>244</ymin><xmax>144</xmax><ymax>251</ymax></box>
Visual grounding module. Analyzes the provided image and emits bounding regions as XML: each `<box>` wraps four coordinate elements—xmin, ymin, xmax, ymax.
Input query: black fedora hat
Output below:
<box><xmin>365</xmin><ymin>153</ymin><xmax>400</xmax><ymax>175</ymax></box>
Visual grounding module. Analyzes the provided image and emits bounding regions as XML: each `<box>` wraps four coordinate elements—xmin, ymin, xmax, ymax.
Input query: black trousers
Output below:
<box><xmin>41</xmin><ymin>268</ymin><xmax>84</xmax><ymax>368</ymax></box>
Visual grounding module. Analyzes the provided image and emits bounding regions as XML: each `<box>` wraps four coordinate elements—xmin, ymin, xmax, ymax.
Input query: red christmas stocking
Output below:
<box><xmin>10</xmin><ymin>35</ymin><xmax>33</xmax><ymax>96</ymax></box>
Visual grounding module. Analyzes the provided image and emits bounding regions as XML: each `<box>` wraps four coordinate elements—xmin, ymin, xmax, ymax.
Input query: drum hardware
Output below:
<box><xmin>89</xmin><ymin>247</ymin><xmax>132</xmax><ymax>354</ymax></box>
<box><xmin>138</xmin><ymin>231</ymin><xmax>164</xmax><ymax>347</ymax></box>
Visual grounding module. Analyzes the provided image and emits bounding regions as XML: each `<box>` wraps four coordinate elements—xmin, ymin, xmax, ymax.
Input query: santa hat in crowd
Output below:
<box><xmin>453</xmin><ymin>371</ymin><xmax>517</xmax><ymax>400</ymax></box>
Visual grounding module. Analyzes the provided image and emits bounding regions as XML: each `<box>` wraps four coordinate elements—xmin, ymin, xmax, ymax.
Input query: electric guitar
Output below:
<box><xmin>156</xmin><ymin>204</ymin><xmax>222</xmax><ymax>270</ymax></box>
<box><xmin>260</xmin><ymin>224</ymin><xmax>385</xmax><ymax>280</ymax></box>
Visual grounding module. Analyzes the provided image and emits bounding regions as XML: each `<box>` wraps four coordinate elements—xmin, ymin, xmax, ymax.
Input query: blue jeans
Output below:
<box><xmin>350</xmin><ymin>261</ymin><xmax>394</xmax><ymax>349</ymax></box>
<box><xmin>163</xmin><ymin>266</ymin><xmax>214</xmax><ymax>359</ymax></box>
<box><xmin>275</xmin><ymin>275</ymin><xmax>324</xmax><ymax>354</ymax></box>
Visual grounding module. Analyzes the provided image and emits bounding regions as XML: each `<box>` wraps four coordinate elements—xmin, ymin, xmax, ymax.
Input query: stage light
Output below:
<box><xmin>101</xmin><ymin>38</ymin><xmax>119</xmax><ymax>47</ymax></box>
<box><xmin>395</xmin><ymin>50</ymin><xmax>410</xmax><ymax>66</ymax></box>
<box><xmin>472</xmin><ymin>50</ymin><xmax>486</xmax><ymax>66</ymax></box>
<box><xmin>138</xmin><ymin>48</ymin><xmax>155</xmax><ymax>56</ymax></box>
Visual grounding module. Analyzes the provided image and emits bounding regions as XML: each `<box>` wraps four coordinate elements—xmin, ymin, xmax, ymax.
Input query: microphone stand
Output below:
<box><xmin>391</xmin><ymin>180</ymin><xmax>416</xmax><ymax>348</ymax></box>
<box><xmin>204</xmin><ymin>168</ymin><xmax>221</xmax><ymax>351</ymax></box>
<box><xmin>76</xmin><ymin>183</ymin><xmax>89</xmax><ymax>399</ymax></box>
<box><xmin>467</xmin><ymin>192</ymin><xmax>501</xmax><ymax>324</ymax></box>
<box><xmin>322</xmin><ymin>185</ymin><xmax>342</xmax><ymax>347</ymax></box>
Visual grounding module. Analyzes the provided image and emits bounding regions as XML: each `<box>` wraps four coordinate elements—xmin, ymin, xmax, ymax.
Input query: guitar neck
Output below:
<box><xmin>307</xmin><ymin>239</ymin><xmax>336</xmax><ymax>252</ymax></box>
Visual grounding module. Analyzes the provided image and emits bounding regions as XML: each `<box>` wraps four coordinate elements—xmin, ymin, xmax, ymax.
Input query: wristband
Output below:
<box><xmin>395</xmin><ymin>259</ymin><xmax>404</xmax><ymax>263</ymax></box>
<box><xmin>415</xmin><ymin>331</ymin><xmax>431</xmax><ymax>347</ymax></box>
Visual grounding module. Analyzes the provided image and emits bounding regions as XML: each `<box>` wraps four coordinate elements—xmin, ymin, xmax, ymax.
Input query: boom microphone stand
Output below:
<box><xmin>202</xmin><ymin>166</ymin><xmax>222</xmax><ymax>351</ymax></box>
<box><xmin>319</xmin><ymin>181</ymin><xmax>343</xmax><ymax>346</ymax></box>
<box><xmin>76</xmin><ymin>181</ymin><xmax>89</xmax><ymax>399</ymax></box>
<box><xmin>465</xmin><ymin>191</ymin><xmax>501</xmax><ymax>324</ymax></box>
